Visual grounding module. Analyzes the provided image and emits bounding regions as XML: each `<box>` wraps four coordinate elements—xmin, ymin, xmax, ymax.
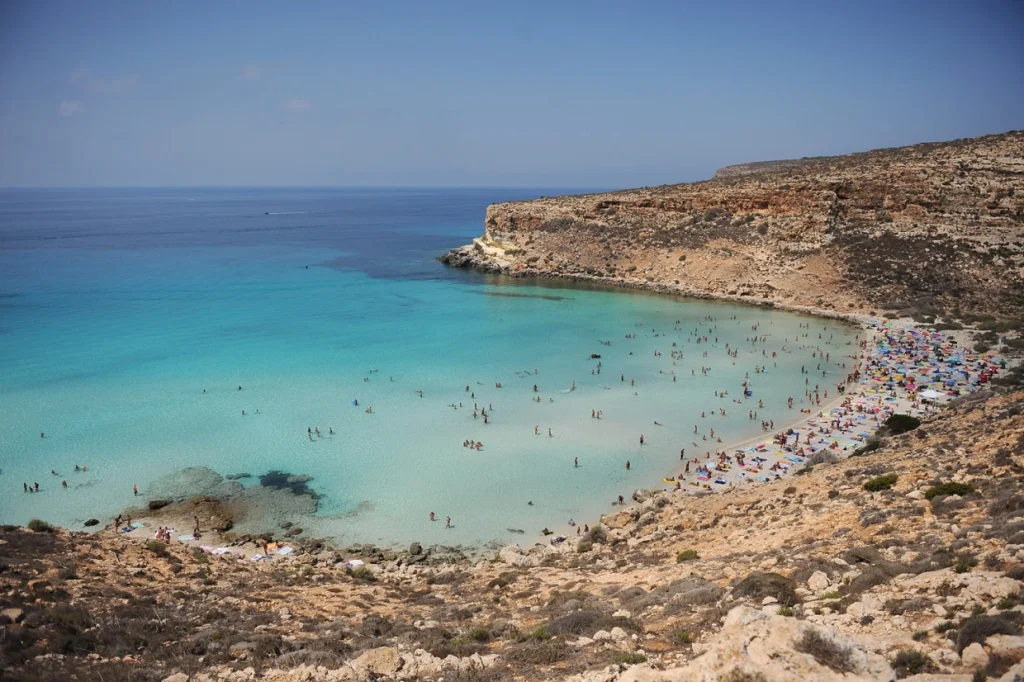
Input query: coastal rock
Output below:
<box><xmin>409</xmin><ymin>542</ymin><xmax>423</xmax><ymax>556</ymax></box>
<box><xmin>499</xmin><ymin>545</ymin><xmax>541</xmax><ymax>567</ymax></box>
<box><xmin>445</xmin><ymin>132</ymin><xmax>1024</xmax><ymax>316</ymax></box>
<box><xmin>83</xmin><ymin>519</ymin><xmax>99</xmax><ymax>527</ymax></box>
<box><xmin>148</xmin><ymin>499</ymin><xmax>172</xmax><ymax>510</ymax></box>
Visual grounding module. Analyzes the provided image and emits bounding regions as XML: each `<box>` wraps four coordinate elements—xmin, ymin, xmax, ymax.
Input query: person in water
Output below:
<box><xmin>429</xmin><ymin>511</ymin><xmax>435</xmax><ymax>521</ymax></box>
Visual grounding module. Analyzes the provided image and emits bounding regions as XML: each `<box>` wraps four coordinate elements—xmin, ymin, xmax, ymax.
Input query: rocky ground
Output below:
<box><xmin>442</xmin><ymin>130</ymin><xmax>1024</xmax><ymax>324</ymax></box>
<box><xmin>3</xmin><ymin>384</ymin><xmax>1024</xmax><ymax>681</ymax></box>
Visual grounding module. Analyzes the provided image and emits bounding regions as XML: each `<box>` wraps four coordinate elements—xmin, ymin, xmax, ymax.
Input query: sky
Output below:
<box><xmin>1</xmin><ymin>0</ymin><xmax>1022</xmax><ymax>188</ymax></box>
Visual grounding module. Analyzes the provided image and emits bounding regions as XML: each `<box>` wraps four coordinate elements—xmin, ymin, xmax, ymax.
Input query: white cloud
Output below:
<box><xmin>70</xmin><ymin>69</ymin><xmax>140</xmax><ymax>94</ymax></box>
<box><xmin>283</xmin><ymin>97</ymin><xmax>312</xmax><ymax>111</ymax></box>
<box><xmin>59</xmin><ymin>100</ymin><xmax>84</xmax><ymax>117</ymax></box>
<box><xmin>240</xmin><ymin>64</ymin><xmax>263</xmax><ymax>80</ymax></box>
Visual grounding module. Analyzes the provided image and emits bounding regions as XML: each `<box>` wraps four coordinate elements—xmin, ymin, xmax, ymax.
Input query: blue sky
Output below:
<box><xmin>1</xmin><ymin>1</ymin><xmax>1022</xmax><ymax>187</ymax></box>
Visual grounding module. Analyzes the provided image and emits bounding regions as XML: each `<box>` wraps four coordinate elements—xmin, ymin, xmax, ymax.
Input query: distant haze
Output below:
<box><xmin>1</xmin><ymin>0</ymin><xmax>1022</xmax><ymax>188</ymax></box>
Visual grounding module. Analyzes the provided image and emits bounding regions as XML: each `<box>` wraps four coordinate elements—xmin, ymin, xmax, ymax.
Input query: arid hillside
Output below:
<box><xmin>443</xmin><ymin>131</ymin><xmax>1024</xmax><ymax>319</ymax></box>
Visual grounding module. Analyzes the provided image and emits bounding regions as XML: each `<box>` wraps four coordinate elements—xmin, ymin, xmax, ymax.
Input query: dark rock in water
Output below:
<box><xmin>225</xmin><ymin>473</ymin><xmax>252</xmax><ymax>481</ymax></box>
<box><xmin>285</xmin><ymin>527</ymin><xmax>303</xmax><ymax>537</ymax></box>
<box><xmin>84</xmin><ymin>519</ymin><xmax>99</xmax><ymax>527</ymax></box>
<box><xmin>280</xmin><ymin>521</ymin><xmax>293</xmax><ymax>529</ymax></box>
<box><xmin>506</xmin><ymin>528</ymin><xmax>525</xmax><ymax>534</ymax></box>
<box><xmin>259</xmin><ymin>470</ymin><xmax>317</xmax><ymax>497</ymax></box>
<box><xmin>148</xmin><ymin>499</ymin><xmax>172</xmax><ymax>511</ymax></box>
<box><xmin>409</xmin><ymin>542</ymin><xmax>423</xmax><ymax>556</ymax></box>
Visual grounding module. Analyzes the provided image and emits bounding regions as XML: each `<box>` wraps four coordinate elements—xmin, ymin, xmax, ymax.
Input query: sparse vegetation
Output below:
<box><xmin>882</xmin><ymin>414</ymin><xmax>921</xmax><ymax>435</ymax></box>
<box><xmin>863</xmin><ymin>473</ymin><xmax>898</xmax><ymax>492</ymax></box>
<box><xmin>676</xmin><ymin>549</ymin><xmax>699</xmax><ymax>563</ymax></box>
<box><xmin>892</xmin><ymin>649</ymin><xmax>932</xmax><ymax>677</ymax></box>
<box><xmin>925</xmin><ymin>482</ymin><xmax>974</xmax><ymax>499</ymax></box>
<box><xmin>27</xmin><ymin>519</ymin><xmax>54</xmax><ymax>533</ymax></box>
<box><xmin>795</xmin><ymin>630</ymin><xmax>854</xmax><ymax>673</ymax></box>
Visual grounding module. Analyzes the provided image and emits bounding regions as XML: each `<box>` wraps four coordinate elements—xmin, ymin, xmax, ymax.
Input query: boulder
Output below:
<box><xmin>986</xmin><ymin>634</ymin><xmax>1024</xmax><ymax>658</ymax></box>
<box><xmin>499</xmin><ymin>545</ymin><xmax>541</xmax><ymax>567</ymax></box>
<box><xmin>1</xmin><ymin>608</ymin><xmax>25</xmax><ymax>624</ymax></box>
<box><xmin>83</xmin><ymin>519</ymin><xmax>99</xmax><ymax>527</ymax></box>
<box><xmin>409</xmin><ymin>542</ymin><xmax>423</xmax><ymax>556</ymax></box>
<box><xmin>808</xmin><ymin>571</ymin><xmax>831</xmax><ymax>592</ymax></box>
<box><xmin>961</xmin><ymin>642</ymin><xmax>989</xmax><ymax>670</ymax></box>
<box><xmin>611</xmin><ymin>627</ymin><xmax>628</xmax><ymax>640</ymax></box>
<box><xmin>593</xmin><ymin>630</ymin><xmax>612</xmax><ymax>641</ymax></box>
<box><xmin>352</xmin><ymin>646</ymin><xmax>402</xmax><ymax>676</ymax></box>
<box><xmin>148</xmin><ymin>499</ymin><xmax>172</xmax><ymax>510</ymax></box>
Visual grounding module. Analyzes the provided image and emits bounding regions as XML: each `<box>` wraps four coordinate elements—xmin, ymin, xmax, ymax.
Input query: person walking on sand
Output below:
<box><xmin>193</xmin><ymin>516</ymin><xmax>201</xmax><ymax>537</ymax></box>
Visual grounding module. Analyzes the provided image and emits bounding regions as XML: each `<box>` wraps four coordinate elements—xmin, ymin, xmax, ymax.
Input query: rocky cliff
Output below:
<box><xmin>443</xmin><ymin>131</ymin><xmax>1024</xmax><ymax>319</ymax></box>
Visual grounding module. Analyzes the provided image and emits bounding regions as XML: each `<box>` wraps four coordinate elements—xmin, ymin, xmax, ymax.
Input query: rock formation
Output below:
<box><xmin>443</xmin><ymin>131</ymin><xmax>1024</xmax><ymax>318</ymax></box>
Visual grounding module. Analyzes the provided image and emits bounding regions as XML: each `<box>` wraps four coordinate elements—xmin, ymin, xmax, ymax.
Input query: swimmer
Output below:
<box><xmin>574</xmin><ymin>457</ymin><xmax>578</xmax><ymax>468</ymax></box>
<box><xmin>445</xmin><ymin>516</ymin><xmax>451</xmax><ymax>529</ymax></box>
<box><xmin>62</xmin><ymin>480</ymin><xmax>67</xmax><ymax>489</ymax></box>
<box><xmin>133</xmin><ymin>483</ymin><xmax>138</xmax><ymax>496</ymax></box>
<box><xmin>429</xmin><ymin>511</ymin><xmax>436</xmax><ymax>521</ymax></box>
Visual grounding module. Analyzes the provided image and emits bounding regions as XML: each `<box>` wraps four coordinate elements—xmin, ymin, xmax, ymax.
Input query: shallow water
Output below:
<box><xmin>0</xmin><ymin>188</ymin><xmax>858</xmax><ymax>547</ymax></box>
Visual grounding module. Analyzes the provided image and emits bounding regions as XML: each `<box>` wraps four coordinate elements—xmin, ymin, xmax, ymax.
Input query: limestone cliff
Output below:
<box><xmin>443</xmin><ymin>131</ymin><xmax>1024</xmax><ymax>317</ymax></box>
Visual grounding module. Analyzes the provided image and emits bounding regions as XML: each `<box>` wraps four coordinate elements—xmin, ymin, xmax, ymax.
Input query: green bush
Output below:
<box><xmin>776</xmin><ymin>607</ymin><xmax>796</xmax><ymax>617</ymax></box>
<box><xmin>954</xmin><ymin>554</ymin><xmax>978</xmax><ymax>574</ymax></box>
<box><xmin>673</xmin><ymin>630</ymin><xmax>693</xmax><ymax>645</ymax></box>
<box><xmin>892</xmin><ymin>649</ymin><xmax>931</xmax><ymax>676</ymax></box>
<box><xmin>863</xmin><ymin>473</ymin><xmax>898</xmax><ymax>492</ymax></box>
<box><xmin>576</xmin><ymin>538</ymin><xmax>594</xmax><ymax>553</ymax></box>
<box><xmin>884</xmin><ymin>414</ymin><xmax>921</xmax><ymax>435</ymax></box>
<box><xmin>27</xmin><ymin>519</ymin><xmax>54</xmax><ymax>533</ymax></box>
<box><xmin>851</xmin><ymin>439</ymin><xmax>882</xmax><ymax>457</ymax></box>
<box><xmin>676</xmin><ymin>549</ymin><xmax>699</xmax><ymax>563</ymax></box>
<box><xmin>613</xmin><ymin>652</ymin><xmax>648</xmax><ymax>665</ymax></box>
<box><xmin>924</xmin><ymin>482</ymin><xmax>974</xmax><ymax>500</ymax></box>
<box><xmin>145</xmin><ymin>540</ymin><xmax>168</xmax><ymax>557</ymax></box>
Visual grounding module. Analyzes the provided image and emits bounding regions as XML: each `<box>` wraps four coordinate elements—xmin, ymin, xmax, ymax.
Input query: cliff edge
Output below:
<box><xmin>443</xmin><ymin>131</ymin><xmax>1024</xmax><ymax>318</ymax></box>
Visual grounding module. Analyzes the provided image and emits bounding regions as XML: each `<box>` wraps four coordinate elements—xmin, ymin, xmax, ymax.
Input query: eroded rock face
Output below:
<box><xmin>443</xmin><ymin>131</ymin><xmax>1024</xmax><ymax>315</ymax></box>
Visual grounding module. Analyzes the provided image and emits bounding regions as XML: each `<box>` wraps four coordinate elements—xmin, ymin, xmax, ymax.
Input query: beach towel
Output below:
<box><xmin>346</xmin><ymin>559</ymin><xmax>365</xmax><ymax>569</ymax></box>
<box><xmin>277</xmin><ymin>546</ymin><xmax>294</xmax><ymax>555</ymax></box>
<box><xmin>212</xmin><ymin>547</ymin><xmax>232</xmax><ymax>555</ymax></box>
<box><xmin>177</xmin><ymin>535</ymin><xmax>197</xmax><ymax>542</ymax></box>
<box><xmin>251</xmin><ymin>554</ymin><xmax>264</xmax><ymax>562</ymax></box>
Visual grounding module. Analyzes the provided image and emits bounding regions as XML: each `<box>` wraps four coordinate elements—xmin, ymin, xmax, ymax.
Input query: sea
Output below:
<box><xmin>0</xmin><ymin>188</ymin><xmax>858</xmax><ymax>548</ymax></box>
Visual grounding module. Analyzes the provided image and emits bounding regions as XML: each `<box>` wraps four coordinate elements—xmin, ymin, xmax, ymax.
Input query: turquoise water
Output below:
<box><xmin>0</xmin><ymin>188</ymin><xmax>857</xmax><ymax>547</ymax></box>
